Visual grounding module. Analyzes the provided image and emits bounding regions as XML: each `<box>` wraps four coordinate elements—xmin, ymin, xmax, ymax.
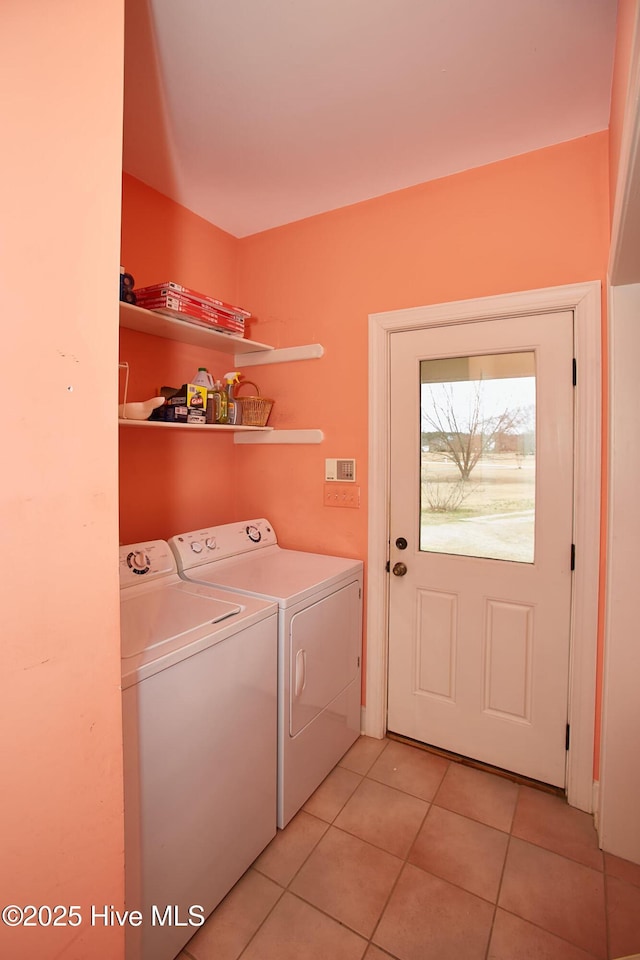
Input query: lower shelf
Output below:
<box><xmin>234</xmin><ymin>429</ymin><xmax>324</xmax><ymax>444</ymax></box>
<box><xmin>117</xmin><ymin>421</ymin><xmax>324</xmax><ymax>443</ymax></box>
<box><xmin>118</xmin><ymin>419</ymin><xmax>272</xmax><ymax>433</ymax></box>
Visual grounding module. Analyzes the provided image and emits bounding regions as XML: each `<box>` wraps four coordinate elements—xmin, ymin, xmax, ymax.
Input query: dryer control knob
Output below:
<box><xmin>190</xmin><ymin>541</ymin><xmax>203</xmax><ymax>553</ymax></box>
<box><xmin>205</xmin><ymin>537</ymin><xmax>216</xmax><ymax>550</ymax></box>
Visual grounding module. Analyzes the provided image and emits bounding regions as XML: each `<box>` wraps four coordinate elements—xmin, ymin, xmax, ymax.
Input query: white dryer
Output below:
<box><xmin>120</xmin><ymin>539</ymin><xmax>278</xmax><ymax>960</ymax></box>
<box><xmin>168</xmin><ymin>519</ymin><xmax>363</xmax><ymax>828</ymax></box>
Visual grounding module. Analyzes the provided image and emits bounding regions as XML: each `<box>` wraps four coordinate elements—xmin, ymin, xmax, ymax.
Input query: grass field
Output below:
<box><xmin>421</xmin><ymin>453</ymin><xmax>535</xmax><ymax>519</ymax></box>
<box><xmin>420</xmin><ymin>454</ymin><xmax>535</xmax><ymax>562</ymax></box>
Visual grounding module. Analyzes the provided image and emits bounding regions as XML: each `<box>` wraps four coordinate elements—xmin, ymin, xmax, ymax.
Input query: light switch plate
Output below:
<box><xmin>323</xmin><ymin>483</ymin><xmax>360</xmax><ymax>508</ymax></box>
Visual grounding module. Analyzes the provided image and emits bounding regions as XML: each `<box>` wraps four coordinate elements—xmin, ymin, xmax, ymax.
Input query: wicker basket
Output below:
<box><xmin>235</xmin><ymin>380</ymin><xmax>274</xmax><ymax>427</ymax></box>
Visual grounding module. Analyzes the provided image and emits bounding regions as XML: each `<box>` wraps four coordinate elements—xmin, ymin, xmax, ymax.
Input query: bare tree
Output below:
<box><xmin>422</xmin><ymin>381</ymin><xmax>529</xmax><ymax>481</ymax></box>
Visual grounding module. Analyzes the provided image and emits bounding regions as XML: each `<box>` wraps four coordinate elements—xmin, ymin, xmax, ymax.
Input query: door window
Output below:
<box><xmin>420</xmin><ymin>352</ymin><xmax>536</xmax><ymax>563</ymax></box>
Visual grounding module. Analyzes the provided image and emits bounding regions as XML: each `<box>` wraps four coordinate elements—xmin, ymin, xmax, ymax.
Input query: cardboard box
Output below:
<box><xmin>135</xmin><ymin>294</ymin><xmax>245</xmax><ymax>335</ymax></box>
<box><xmin>133</xmin><ymin>281</ymin><xmax>251</xmax><ymax>320</ymax></box>
<box><xmin>185</xmin><ymin>383</ymin><xmax>208</xmax><ymax>413</ymax></box>
<box><xmin>164</xmin><ymin>405</ymin><xmax>188</xmax><ymax>423</ymax></box>
<box><xmin>150</xmin><ymin>384</ymin><xmax>207</xmax><ymax>423</ymax></box>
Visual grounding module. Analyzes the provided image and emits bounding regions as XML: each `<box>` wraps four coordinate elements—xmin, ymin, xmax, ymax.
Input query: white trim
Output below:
<box><xmin>233</xmin><ymin>429</ymin><xmax>324</xmax><ymax>444</ymax></box>
<box><xmin>609</xmin><ymin>3</ymin><xmax>640</xmax><ymax>286</ymax></box>
<box><xmin>366</xmin><ymin>281</ymin><xmax>601</xmax><ymax>812</ymax></box>
<box><xmin>592</xmin><ymin>779</ymin><xmax>600</xmax><ymax>834</ymax></box>
<box><xmin>236</xmin><ymin>343</ymin><xmax>324</xmax><ymax>366</ymax></box>
<box><xmin>601</xmin><ymin>5</ymin><xmax>640</xmax><ymax>861</ymax></box>
<box><xmin>566</xmin><ymin>285</ymin><xmax>603</xmax><ymax>812</ymax></box>
<box><xmin>360</xmin><ymin>705</ymin><xmax>367</xmax><ymax>736</ymax></box>
<box><xmin>599</xmin><ymin>283</ymin><xmax>640</xmax><ymax>862</ymax></box>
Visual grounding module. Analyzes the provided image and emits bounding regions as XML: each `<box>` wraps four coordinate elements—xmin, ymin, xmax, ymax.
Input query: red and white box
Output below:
<box><xmin>135</xmin><ymin>293</ymin><xmax>245</xmax><ymax>337</ymax></box>
<box><xmin>134</xmin><ymin>281</ymin><xmax>251</xmax><ymax>322</ymax></box>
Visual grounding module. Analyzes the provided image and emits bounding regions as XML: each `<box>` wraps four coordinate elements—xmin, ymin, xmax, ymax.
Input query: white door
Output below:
<box><xmin>387</xmin><ymin>312</ymin><xmax>574</xmax><ymax>786</ymax></box>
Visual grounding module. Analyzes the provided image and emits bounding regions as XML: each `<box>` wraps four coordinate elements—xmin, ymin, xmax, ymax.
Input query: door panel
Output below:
<box><xmin>483</xmin><ymin>598</ymin><xmax>533</xmax><ymax>721</ymax></box>
<box><xmin>387</xmin><ymin>312</ymin><xmax>574</xmax><ymax>786</ymax></box>
<box><xmin>415</xmin><ymin>588</ymin><xmax>457</xmax><ymax>700</ymax></box>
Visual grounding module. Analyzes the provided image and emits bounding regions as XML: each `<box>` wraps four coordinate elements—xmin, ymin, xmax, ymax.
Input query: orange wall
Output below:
<box><xmin>235</xmin><ymin>134</ymin><xmax>610</xmax><ymax>556</ymax></box>
<box><xmin>121</xmin><ymin>174</ymin><xmax>239</xmax><ymax>296</ymax></box>
<box><xmin>120</xmin><ymin>135</ymin><xmax>609</xmax><ymax>745</ymax></box>
<box><xmin>1</xmin><ymin>2</ymin><xmax>125</xmax><ymax>957</ymax></box>
<box><xmin>122</xmin><ymin>139</ymin><xmax>610</xmax><ymax>557</ymax></box>
<box><xmin>233</xmin><ymin>134</ymin><xmax>610</xmax><ymax>723</ymax></box>
<box><xmin>119</xmin><ymin>175</ymin><xmax>244</xmax><ymax>543</ymax></box>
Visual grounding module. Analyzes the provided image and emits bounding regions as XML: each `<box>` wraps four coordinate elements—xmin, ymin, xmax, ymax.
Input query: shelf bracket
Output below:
<box><xmin>234</xmin><ymin>429</ymin><xmax>324</xmax><ymax>445</ymax></box>
<box><xmin>235</xmin><ymin>344</ymin><xmax>324</xmax><ymax>367</ymax></box>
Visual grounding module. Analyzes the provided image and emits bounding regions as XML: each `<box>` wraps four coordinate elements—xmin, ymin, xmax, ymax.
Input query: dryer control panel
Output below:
<box><xmin>169</xmin><ymin>519</ymin><xmax>277</xmax><ymax>571</ymax></box>
<box><xmin>119</xmin><ymin>540</ymin><xmax>177</xmax><ymax>587</ymax></box>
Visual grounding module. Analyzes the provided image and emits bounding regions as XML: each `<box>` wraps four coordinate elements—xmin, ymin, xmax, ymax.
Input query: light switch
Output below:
<box><xmin>323</xmin><ymin>483</ymin><xmax>360</xmax><ymax>508</ymax></box>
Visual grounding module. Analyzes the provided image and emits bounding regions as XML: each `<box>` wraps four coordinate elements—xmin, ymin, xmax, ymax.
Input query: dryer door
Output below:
<box><xmin>289</xmin><ymin>580</ymin><xmax>361</xmax><ymax>737</ymax></box>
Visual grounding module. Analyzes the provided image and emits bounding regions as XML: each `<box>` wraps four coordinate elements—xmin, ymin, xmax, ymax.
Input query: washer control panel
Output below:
<box><xmin>119</xmin><ymin>540</ymin><xmax>177</xmax><ymax>587</ymax></box>
<box><xmin>169</xmin><ymin>519</ymin><xmax>277</xmax><ymax>571</ymax></box>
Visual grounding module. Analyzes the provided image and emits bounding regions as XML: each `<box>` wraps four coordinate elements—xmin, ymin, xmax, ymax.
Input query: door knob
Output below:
<box><xmin>395</xmin><ymin>537</ymin><xmax>408</xmax><ymax>550</ymax></box>
<box><xmin>392</xmin><ymin>562</ymin><xmax>407</xmax><ymax>577</ymax></box>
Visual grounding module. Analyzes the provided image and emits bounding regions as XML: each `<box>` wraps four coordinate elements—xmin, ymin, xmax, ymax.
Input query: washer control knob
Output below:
<box><xmin>205</xmin><ymin>537</ymin><xmax>216</xmax><ymax>550</ymax></box>
<box><xmin>246</xmin><ymin>525</ymin><xmax>262</xmax><ymax>543</ymax></box>
<box><xmin>126</xmin><ymin>550</ymin><xmax>150</xmax><ymax>575</ymax></box>
<box><xmin>190</xmin><ymin>541</ymin><xmax>203</xmax><ymax>553</ymax></box>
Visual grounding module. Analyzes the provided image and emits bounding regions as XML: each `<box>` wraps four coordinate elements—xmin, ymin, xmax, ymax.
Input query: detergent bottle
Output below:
<box><xmin>211</xmin><ymin>379</ymin><xmax>225</xmax><ymax>423</ymax></box>
<box><xmin>191</xmin><ymin>367</ymin><xmax>215</xmax><ymax>390</ymax></box>
<box><xmin>223</xmin><ymin>371</ymin><xmax>242</xmax><ymax>425</ymax></box>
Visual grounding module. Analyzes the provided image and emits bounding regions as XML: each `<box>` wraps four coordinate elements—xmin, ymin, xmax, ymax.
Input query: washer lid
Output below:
<box><xmin>188</xmin><ymin>547</ymin><xmax>363</xmax><ymax>605</ymax></box>
<box><xmin>121</xmin><ymin>581</ymin><xmax>242</xmax><ymax>657</ymax></box>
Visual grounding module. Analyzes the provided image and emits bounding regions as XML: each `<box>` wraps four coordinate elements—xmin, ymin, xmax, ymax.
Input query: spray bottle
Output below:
<box><xmin>223</xmin><ymin>371</ymin><xmax>242</xmax><ymax>425</ymax></box>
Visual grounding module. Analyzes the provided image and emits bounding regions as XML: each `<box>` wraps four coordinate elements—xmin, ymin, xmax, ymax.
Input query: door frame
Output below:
<box><xmin>366</xmin><ymin>281</ymin><xmax>602</xmax><ymax>813</ymax></box>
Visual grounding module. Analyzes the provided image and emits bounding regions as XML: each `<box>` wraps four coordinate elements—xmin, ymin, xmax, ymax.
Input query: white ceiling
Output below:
<box><xmin>123</xmin><ymin>0</ymin><xmax>618</xmax><ymax>238</ymax></box>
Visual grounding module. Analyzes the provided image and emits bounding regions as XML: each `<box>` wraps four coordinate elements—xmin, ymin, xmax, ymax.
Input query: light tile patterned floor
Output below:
<box><xmin>179</xmin><ymin>737</ymin><xmax>640</xmax><ymax>960</ymax></box>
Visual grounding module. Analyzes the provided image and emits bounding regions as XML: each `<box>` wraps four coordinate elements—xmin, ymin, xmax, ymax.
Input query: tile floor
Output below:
<box><xmin>178</xmin><ymin>737</ymin><xmax>640</xmax><ymax>960</ymax></box>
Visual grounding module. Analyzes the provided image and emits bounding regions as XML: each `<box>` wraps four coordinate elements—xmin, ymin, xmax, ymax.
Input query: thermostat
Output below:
<box><xmin>325</xmin><ymin>458</ymin><xmax>356</xmax><ymax>482</ymax></box>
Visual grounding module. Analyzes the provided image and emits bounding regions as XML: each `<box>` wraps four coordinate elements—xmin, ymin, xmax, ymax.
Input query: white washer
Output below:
<box><xmin>168</xmin><ymin>519</ymin><xmax>363</xmax><ymax>828</ymax></box>
<box><xmin>120</xmin><ymin>539</ymin><xmax>278</xmax><ymax>960</ymax></box>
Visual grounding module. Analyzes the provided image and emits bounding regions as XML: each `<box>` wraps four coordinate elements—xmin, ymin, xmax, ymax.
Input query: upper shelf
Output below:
<box><xmin>119</xmin><ymin>301</ymin><xmax>274</xmax><ymax>355</ymax></box>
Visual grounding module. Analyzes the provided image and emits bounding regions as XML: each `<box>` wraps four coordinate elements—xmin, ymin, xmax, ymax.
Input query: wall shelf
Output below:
<box><xmin>119</xmin><ymin>302</ymin><xmax>323</xmax><ymax>365</ymax></box>
<box><xmin>119</xmin><ymin>302</ymin><xmax>273</xmax><ymax>355</ymax></box>
<box><xmin>234</xmin><ymin>429</ymin><xmax>324</xmax><ymax>444</ymax></box>
<box><xmin>118</xmin><ymin>419</ymin><xmax>272</xmax><ymax>433</ymax></box>
<box><xmin>119</xmin><ymin>301</ymin><xmax>325</xmax><ymax>443</ymax></box>
<box><xmin>238</xmin><ymin>344</ymin><xmax>324</xmax><ymax>366</ymax></box>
